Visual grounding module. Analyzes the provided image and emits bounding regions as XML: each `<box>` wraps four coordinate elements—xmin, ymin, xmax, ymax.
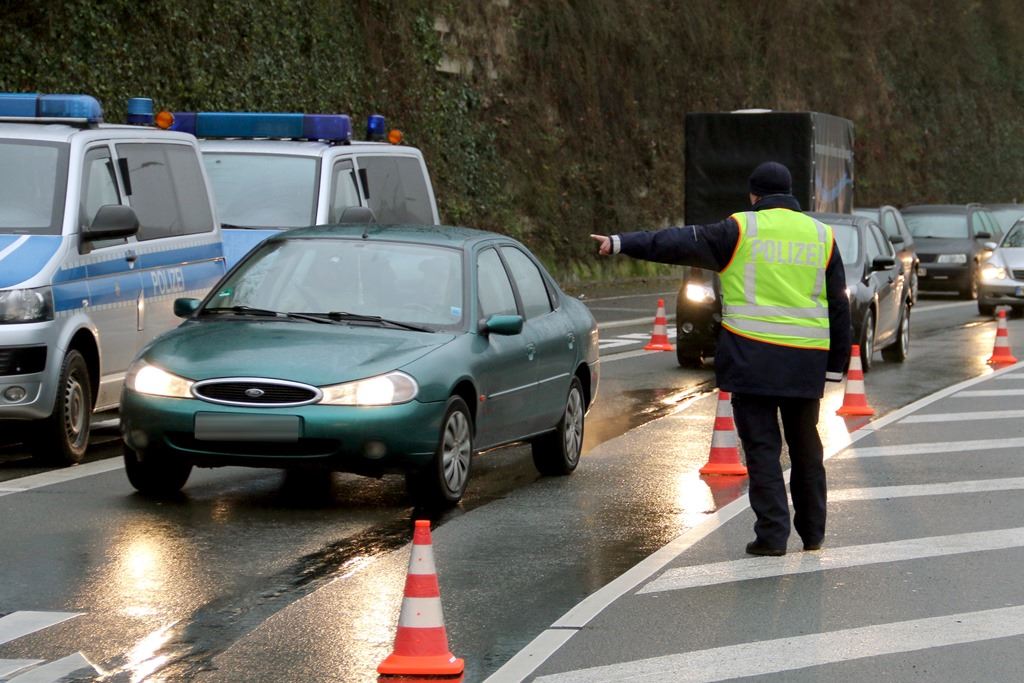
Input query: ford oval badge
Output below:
<box><xmin>245</xmin><ymin>387</ymin><xmax>265</xmax><ymax>398</ymax></box>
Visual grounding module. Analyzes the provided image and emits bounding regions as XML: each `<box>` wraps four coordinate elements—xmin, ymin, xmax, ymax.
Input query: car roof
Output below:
<box><xmin>807</xmin><ymin>212</ymin><xmax>870</xmax><ymax>228</ymax></box>
<box><xmin>902</xmin><ymin>204</ymin><xmax>977</xmax><ymax>214</ymax></box>
<box><xmin>198</xmin><ymin>139</ymin><xmax>423</xmax><ymax>157</ymax></box>
<box><xmin>0</xmin><ymin>121</ymin><xmax>198</xmax><ymax>144</ymax></box>
<box><xmin>279</xmin><ymin>223</ymin><xmax>500</xmax><ymax>248</ymax></box>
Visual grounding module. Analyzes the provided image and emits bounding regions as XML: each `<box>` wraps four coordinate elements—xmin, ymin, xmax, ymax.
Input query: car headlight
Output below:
<box><xmin>0</xmin><ymin>287</ymin><xmax>54</xmax><ymax>324</ymax></box>
<box><xmin>685</xmin><ymin>283</ymin><xmax>715</xmax><ymax>303</ymax></box>
<box><xmin>981</xmin><ymin>264</ymin><xmax>1007</xmax><ymax>281</ymax></box>
<box><xmin>126</xmin><ymin>361</ymin><xmax>194</xmax><ymax>398</ymax></box>
<box><xmin>319</xmin><ymin>371</ymin><xmax>418</xmax><ymax>406</ymax></box>
<box><xmin>937</xmin><ymin>253</ymin><xmax>968</xmax><ymax>264</ymax></box>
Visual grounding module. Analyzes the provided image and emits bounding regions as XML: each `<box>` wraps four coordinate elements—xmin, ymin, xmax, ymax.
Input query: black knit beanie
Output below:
<box><xmin>748</xmin><ymin>161</ymin><xmax>792</xmax><ymax>197</ymax></box>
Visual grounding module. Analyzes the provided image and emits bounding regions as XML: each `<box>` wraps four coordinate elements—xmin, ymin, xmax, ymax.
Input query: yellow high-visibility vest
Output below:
<box><xmin>720</xmin><ymin>209</ymin><xmax>834</xmax><ymax>350</ymax></box>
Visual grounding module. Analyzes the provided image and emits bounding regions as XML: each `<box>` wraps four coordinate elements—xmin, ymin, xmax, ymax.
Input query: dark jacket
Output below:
<box><xmin>617</xmin><ymin>194</ymin><xmax>851</xmax><ymax>399</ymax></box>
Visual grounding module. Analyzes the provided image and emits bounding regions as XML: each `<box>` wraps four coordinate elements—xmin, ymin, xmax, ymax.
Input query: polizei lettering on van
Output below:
<box><xmin>749</xmin><ymin>239</ymin><xmax>825</xmax><ymax>267</ymax></box>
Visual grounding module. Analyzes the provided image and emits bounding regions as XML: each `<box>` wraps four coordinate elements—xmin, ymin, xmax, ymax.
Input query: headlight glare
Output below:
<box><xmin>981</xmin><ymin>265</ymin><xmax>1007</xmax><ymax>281</ymax></box>
<box><xmin>127</xmin><ymin>361</ymin><xmax>194</xmax><ymax>398</ymax></box>
<box><xmin>937</xmin><ymin>253</ymin><xmax>968</xmax><ymax>264</ymax></box>
<box><xmin>319</xmin><ymin>371</ymin><xmax>418</xmax><ymax>406</ymax></box>
<box><xmin>685</xmin><ymin>283</ymin><xmax>714</xmax><ymax>303</ymax></box>
<box><xmin>0</xmin><ymin>287</ymin><xmax>54</xmax><ymax>324</ymax></box>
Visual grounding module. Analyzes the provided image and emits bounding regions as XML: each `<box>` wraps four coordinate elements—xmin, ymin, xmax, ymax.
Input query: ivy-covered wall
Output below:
<box><xmin>3</xmin><ymin>0</ymin><xmax>1024</xmax><ymax>282</ymax></box>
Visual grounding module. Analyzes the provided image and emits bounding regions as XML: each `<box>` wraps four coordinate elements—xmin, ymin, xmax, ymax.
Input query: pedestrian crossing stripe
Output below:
<box><xmin>598</xmin><ymin>328</ymin><xmax>678</xmax><ymax>350</ymax></box>
<box><xmin>0</xmin><ymin>611</ymin><xmax>96</xmax><ymax>682</ymax></box>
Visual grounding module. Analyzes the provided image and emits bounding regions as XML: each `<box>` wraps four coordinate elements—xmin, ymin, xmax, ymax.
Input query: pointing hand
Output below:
<box><xmin>591</xmin><ymin>234</ymin><xmax>612</xmax><ymax>256</ymax></box>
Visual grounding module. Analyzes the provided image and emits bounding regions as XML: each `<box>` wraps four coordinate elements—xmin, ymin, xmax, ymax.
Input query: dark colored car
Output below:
<box><xmin>674</xmin><ymin>213</ymin><xmax>909</xmax><ymax>371</ymax></box>
<box><xmin>854</xmin><ymin>206</ymin><xmax>919</xmax><ymax>304</ymax></box>
<box><xmin>901</xmin><ymin>204</ymin><xmax>1001</xmax><ymax>299</ymax></box>
<box><xmin>119</xmin><ymin>224</ymin><xmax>600</xmax><ymax>505</ymax></box>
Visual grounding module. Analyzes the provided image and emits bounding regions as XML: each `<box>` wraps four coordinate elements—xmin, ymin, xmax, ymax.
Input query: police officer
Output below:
<box><xmin>592</xmin><ymin>161</ymin><xmax>851</xmax><ymax>556</ymax></box>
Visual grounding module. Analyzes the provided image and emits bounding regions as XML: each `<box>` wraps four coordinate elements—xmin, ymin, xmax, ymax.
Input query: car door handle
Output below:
<box><xmin>526</xmin><ymin>342</ymin><xmax>536</xmax><ymax>361</ymax></box>
<box><xmin>125</xmin><ymin>249</ymin><xmax>137</xmax><ymax>264</ymax></box>
<box><xmin>566</xmin><ymin>332</ymin><xmax>575</xmax><ymax>349</ymax></box>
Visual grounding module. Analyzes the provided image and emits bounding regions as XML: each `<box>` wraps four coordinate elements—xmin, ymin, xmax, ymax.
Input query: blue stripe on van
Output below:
<box><xmin>52</xmin><ymin>242</ymin><xmax>224</xmax><ymax>282</ymax></box>
<box><xmin>0</xmin><ymin>236</ymin><xmax>62</xmax><ymax>288</ymax></box>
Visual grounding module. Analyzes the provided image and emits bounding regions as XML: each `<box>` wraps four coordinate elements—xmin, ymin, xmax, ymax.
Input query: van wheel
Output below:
<box><xmin>532</xmin><ymin>377</ymin><xmax>585</xmax><ymax>475</ymax></box>
<box><xmin>406</xmin><ymin>396</ymin><xmax>473</xmax><ymax>506</ymax></box>
<box><xmin>30</xmin><ymin>350</ymin><xmax>91</xmax><ymax>465</ymax></box>
<box><xmin>882</xmin><ymin>304</ymin><xmax>910</xmax><ymax>362</ymax></box>
<box><xmin>124</xmin><ymin>445</ymin><xmax>192</xmax><ymax>495</ymax></box>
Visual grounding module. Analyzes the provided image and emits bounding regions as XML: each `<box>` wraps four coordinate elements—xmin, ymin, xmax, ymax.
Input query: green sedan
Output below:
<box><xmin>120</xmin><ymin>225</ymin><xmax>599</xmax><ymax>505</ymax></box>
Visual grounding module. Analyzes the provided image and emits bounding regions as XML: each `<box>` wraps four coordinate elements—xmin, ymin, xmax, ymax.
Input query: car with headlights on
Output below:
<box><xmin>902</xmin><ymin>204</ymin><xmax>1000</xmax><ymax>299</ymax></box>
<box><xmin>979</xmin><ymin>218</ymin><xmax>1024</xmax><ymax>316</ymax></box>
<box><xmin>119</xmin><ymin>224</ymin><xmax>599</xmax><ymax>505</ymax></box>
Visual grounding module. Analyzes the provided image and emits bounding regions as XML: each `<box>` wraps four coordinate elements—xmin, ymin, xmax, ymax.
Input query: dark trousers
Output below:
<box><xmin>731</xmin><ymin>393</ymin><xmax>826</xmax><ymax>549</ymax></box>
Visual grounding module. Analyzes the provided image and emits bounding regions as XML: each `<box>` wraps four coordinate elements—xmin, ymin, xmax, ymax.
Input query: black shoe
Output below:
<box><xmin>745</xmin><ymin>541</ymin><xmax>786</xmax><ymax>557</ymax></box>
<box><xmin>803</xmin><ymin>541</ymin><xmax>823</xmax><ymax>551</ymax></box>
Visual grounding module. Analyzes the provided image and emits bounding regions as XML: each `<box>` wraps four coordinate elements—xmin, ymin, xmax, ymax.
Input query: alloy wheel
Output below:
<box><xmin>441</xmin><ymin>410</ymin><xmax>471</xmax><ymax>492</ymax></box>
<box><xmin>563</xmin><ymin>386</ymin><xmax>584</xmax><ymax>467</ymax></box>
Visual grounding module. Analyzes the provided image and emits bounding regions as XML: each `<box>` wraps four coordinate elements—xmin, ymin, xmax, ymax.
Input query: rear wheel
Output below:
<box><xmin>123</xmin><ymin>445</ymin><xmax>192</xmax><ymax>495</ymax></box>
<box><xmin>881</xmin><ymin>304</ymin><xmax>910</xmax><ymax>362</ymax></box>
<box><xmin>532</xmin><ymin>377</ymin><xmax>585</xmax><ymax>475</ymax></box>
<box><xmin>406</xmin><ymin>396</ymin><xmax>473</xmax><ymax>506</ymax></box>
<box><xmin>30</xmin><ymin>350</ymin><xmax>91</xmax><ymax>465</ymax></box>
<box><xmin>859</xmin><ymin>309</ymin><xmax>875</xmax><ymax>372</ymax></box>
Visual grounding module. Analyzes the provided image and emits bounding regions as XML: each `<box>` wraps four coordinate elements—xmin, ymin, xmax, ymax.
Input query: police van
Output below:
<box><xmin>0</xmin><ymin>93</ymin><xmax>226</xmax><ymax>463</ymax></box>
<box><xmin>164</xmin><ymin>111</ymin><xmax>440</xmax><ymax>266</ymax></box>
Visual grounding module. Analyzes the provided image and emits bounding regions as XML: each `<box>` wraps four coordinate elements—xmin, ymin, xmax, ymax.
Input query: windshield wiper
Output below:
<box><xmin>289</xmin><ymin>311</ymin><xmax>433</xmax><ymax>332</ymax></box>
<box><xmin>202</xmin><ymin>305</ymin><xmax>285</xmax><ymax>317</ymax></box>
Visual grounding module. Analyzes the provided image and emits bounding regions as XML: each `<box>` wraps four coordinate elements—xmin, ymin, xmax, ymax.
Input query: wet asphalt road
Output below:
<box><xmin>0</xmin><ymin>287</ymin><xmax>992</xmax><ymax>682</ymax></box>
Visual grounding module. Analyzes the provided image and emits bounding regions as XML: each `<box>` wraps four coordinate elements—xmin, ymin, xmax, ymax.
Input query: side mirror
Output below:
<box><xmin>83</xmin><ymin>204</ymin><xmax>140</xmax><ymax>241</ymax></box>
<box><xmin>871</xmin><ymin>256</ymin><xmax>896</xmax><ymax>272</ymax></box>
<box><xmin>975</xmin><ymin>231</ymin><xmax>993</xmax><ymax>240</ymax></box>
<box><xmin>889</xmin><ymin>234</ymin><xmax>905</xmax><ymax>245</ymax></box>
<box><xmin>173</xmin><ymin>298</ymin><xmax>201</xmax><ymax>318</ymax></box>
<box><xmin>984</xmin><ymin>241</ymin><xmax>998</xmax><ymax>251</ymax></box>
<box><xmin>479</xmin><ymin>314</ymin><xmax>523</xmax><ymax>336</ymax></box>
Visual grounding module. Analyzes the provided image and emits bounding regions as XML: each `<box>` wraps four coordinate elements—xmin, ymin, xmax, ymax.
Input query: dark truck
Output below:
<box><xmin>675</xmin><ymin>110</ymin><xmax>855</xmax><ymax>367</ymax></box>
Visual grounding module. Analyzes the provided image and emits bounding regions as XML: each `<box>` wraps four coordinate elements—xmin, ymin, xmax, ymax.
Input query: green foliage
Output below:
<box><xmin>5</xmin><ymin>1</ymin><xmax>1024</xmax><ymax>281</ymax></box>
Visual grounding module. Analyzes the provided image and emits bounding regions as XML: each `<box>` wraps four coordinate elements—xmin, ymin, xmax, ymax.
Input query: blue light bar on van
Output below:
<box><xmin>366</xmin><ymin>114</ymin><xmax>386</xmax><ymax>141</ymax></box>
<box><xmin>0</xmin><ymin>93</ymin><xmax>103</xmax><ymax>123</ymax></box>
<box><xmin>126</xmin><ymin>97</ymin><xmax>154</xmax><ymax>125</ymax></box>
<box><xmin>168</xmin><ymin>111</ymin><xmax>352</xmax><ymax>142</ymax></box>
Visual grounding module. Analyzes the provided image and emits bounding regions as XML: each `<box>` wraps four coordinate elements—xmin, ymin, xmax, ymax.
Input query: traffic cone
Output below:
<box><xmin>699</xmin><ymin>390</ymin><xmax>748</xmax><ymax>476</ymax></box>
<box><xmin>378</xmin><ymin>520</ymin><xmax>464</xmax><ymax>678</ymax></box>
<box><xmin>988</xmin><ymin>309</ymin><xmax>1019</xmax><ymax>366</ymax></box>
<box><xmin>643</xmin><ymin>298</ymin><xmax>675</xmax><ymax>351</ymax></box>
<box><xmin>836</xmin><ymin>344</ymin><xmax>875</xmax><ymax>416</ymax></box>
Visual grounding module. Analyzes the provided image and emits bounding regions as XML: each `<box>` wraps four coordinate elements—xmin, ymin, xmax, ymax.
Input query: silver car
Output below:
<box><xmin>979</xmin><ymin>219</ymin><xmax>1024</xmax><ymax>316</ymax></box>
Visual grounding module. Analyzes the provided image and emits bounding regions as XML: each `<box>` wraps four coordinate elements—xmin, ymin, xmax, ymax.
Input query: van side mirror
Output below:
<box><xmin>478</xmin><ymin>314</ymin><xmax>523</xmax><ymax>336</ymax></box>
<box><xmin>84</xmin><ymin>205</ymin><xmax>140</xmax><ymax>241</ymax></box>
<box><xmin>173</xmin><ymin>298</ymin><xmax>201</xmax><ymax>318</ymax></box>
<box><xmin>871</xmin><ymin>256</ymin><xmax>896</xmax><ymax>272</ymax></box>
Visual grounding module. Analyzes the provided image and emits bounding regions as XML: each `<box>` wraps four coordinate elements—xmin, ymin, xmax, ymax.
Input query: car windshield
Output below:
<box><xmin>830</xmin><ymin>222</ymin><xmax>860</xmax><ymax>265</ymax></box>
<box><xmin>904</xmin><ymin>213</ymin><xmax>969</xmax><ymax>239</ymax></box>
<box><xmin>0</xmin><ymin>139</ymin><xmax>68</xmax><ymax>234</ymax></box>
<box><xmin>1002</xmin><ymin>222</ymin><xmax>1024</xmax><ymax>248</ymax></box>
<box><xmin>990</xmin><ymin>207</ymin><xmax>1024</xmax><ymax>232</ymax></box>
<box><xmin>203</xmin><ymin>153</ymin><xmax>319</xmax><ymax>228</ymax></box>
<box><xmin>206</xmin><ymin>238</ymin><xmax>464</xmax><ymax>329</ymax></box>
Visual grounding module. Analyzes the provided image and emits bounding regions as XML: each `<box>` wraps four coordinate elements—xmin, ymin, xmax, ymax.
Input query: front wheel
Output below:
<box><xmin>124</xmin><ymin>445</ymin><xmax>192</xmax><ymax>495</ymax></box>
<box><xmin>531</xmin><ymin>377</ymin><xmax>585</xmax><ymax>475</ymax></box>
<box><xmin>881</xmin><ymin>304</ymin><xmax>910</xmax><ymax>362</ymax></box>
<box><xmin>406</xmin><ymin>396</ymin><xmax>473</xmax><ymax>506</ymax></box>
<box><xmin>978</xmin><ymin>301</ymin><xmax>996</xmax><ymax>316</ymax></box>
<box><xmin>30</xmin><ymin>350</ymin><xmax>92</xmax><ymax>465</ymax></box>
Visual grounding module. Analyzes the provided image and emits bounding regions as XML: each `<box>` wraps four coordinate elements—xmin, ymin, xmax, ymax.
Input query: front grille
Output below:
<box><xmin>193</xmin><ymin>380</ymin><xmax>319</xmax><ymax>406</ymax></box>
<box><xmin>1012</xmin><ymin>270</ymin><xmax>1024</xmax><ymax>281</ymax></box>
<box><xmin>0</xmin><ymin>346</ymin><xmax>46</xmax><ymax>376</ymax></box>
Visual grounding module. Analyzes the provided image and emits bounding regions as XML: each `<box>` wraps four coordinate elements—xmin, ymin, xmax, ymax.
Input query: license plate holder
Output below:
<box><xmin>1016</xmin><ymin>286</ymin><xmax>1024</xmax><ymax>297</ymax></box>
<box><xmin>194</xmin><ymin>413</ymin><xmax>301</xmax><ymax>442</ymax></box>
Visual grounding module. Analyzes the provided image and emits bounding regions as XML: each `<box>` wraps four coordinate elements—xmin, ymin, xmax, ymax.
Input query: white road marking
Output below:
<box><xmin>582</xmin><ymin>290</ymin><xmax>676</xmax><ymax>303</ymax></box>
<box><xmin>0</xmin><ymin>459</ymin><xmax>123</xmax><ymax>497</ymax></box>
<box><xmin>829</xmin><ymin>477</ymin><xmax>1024</xmax><ymax>501</ymax></box>
<box><xmin>0</xmin><ymin>612</ymin><xmax>81</xmax><ymax>646</ymax></box>
<box><xmin>842</xmin><ymin>436</ymin><xmax>1024</xmax><ymax>458</ymax></box>
<box><xmin>912</xmin><ymin>300</ymin><xmax>980</xmax><ymax>314</ymax></box>
<box><xmin>9</xmin><ymin>652</ymin><xmax>96</xmax><ymax>682</ymax></box>
<box><xmin>994</xmin><ymin>373</ymin><xmax>1024</xmax><ymax>380</ymax></box>
<box><xmin>0</xmin><ymin>661</ymin><xmax>41</xmax><ymax>679</ymax></box>
<box><xmin>640</xmin><ymin>526</ymin><xmax>1024</xmax><ymax>595</ymax></box>
<box><xmin>598</xmin><ymin>315</ymin><xmax>675</xmax><ymax>331</ymax></box>
<box><xmin>532</xmin><ymin>604</ymin><xmax>1024</xmax><ymax>683</ymax></box>
<box><xmin>954</xmin><ymin>388</ymin><xmax>1024</xmax><ymax>396</ymax></box>
<box><xmin>900</xmin><ymin>408</ymin><xmax>1024</xmax><ymax>423</ymax></box>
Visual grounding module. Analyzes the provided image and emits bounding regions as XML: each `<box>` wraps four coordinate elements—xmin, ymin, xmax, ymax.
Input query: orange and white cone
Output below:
<box><xmin>644</xmin><ymin>298</ymin><xmax>675</xmax><ymax>351</ymax></box>
<box><xmin>699</xmin><ymin>390</ymin><xmax>748</xmax><ymax>476</ymax></box>
<box><xmin>378</xmin><ymin>520</ymin><xmax>464</xmax><ymax>678</ymax></box>
<box><xmin>988</xmin><ymin>308</ymin><xmax>1019</xmax><ymax>366</ymax></box>
<box><xmin>836</xmin><ymin>344</ymin><xmax>875</xmax><ymax>416</ymax></box>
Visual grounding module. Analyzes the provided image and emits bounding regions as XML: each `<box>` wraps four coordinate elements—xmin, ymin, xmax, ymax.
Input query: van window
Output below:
<box><xmin>329</xmin><ymin>159</ymin><xmax>362</xmax><ymax>223</ymax></box>
<box><xmin>357</xmin><ymin>156</ymin><xmax>433</xmax><ymax>224</ymax></box>
<box><xmin>0</xmin><ymin>139</ymin><xmax>68</xmax><ymax>235</ymax></box>
<box><xmin>116</xmin><ymin>143</ymin><xmax>215</xmax><ymax>240</ymax></box>
<box><xmin>500</xmin><ymin>247</ymin><xmax>553</xmax><ymax>318</ymax></box>
<box><xmin>81</xmin><ymin>147</ymin><xmax>127</xmax><ymax>248</ymax></box>
<box><xmin>203</xmin><ymin>153</ymin><xmax>318</xmax><ymax>228</ymax></box>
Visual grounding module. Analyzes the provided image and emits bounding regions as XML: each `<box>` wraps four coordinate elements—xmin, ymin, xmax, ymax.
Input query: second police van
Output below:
<box><xmin>0</xmin><ymin>93</ymin><xmax>226</xmax><ymax>462</ymax></box>
<box><xmin>165</xmin><ymin>111</ymin><xmax>440</xmax><ymax>266</ymax></box>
